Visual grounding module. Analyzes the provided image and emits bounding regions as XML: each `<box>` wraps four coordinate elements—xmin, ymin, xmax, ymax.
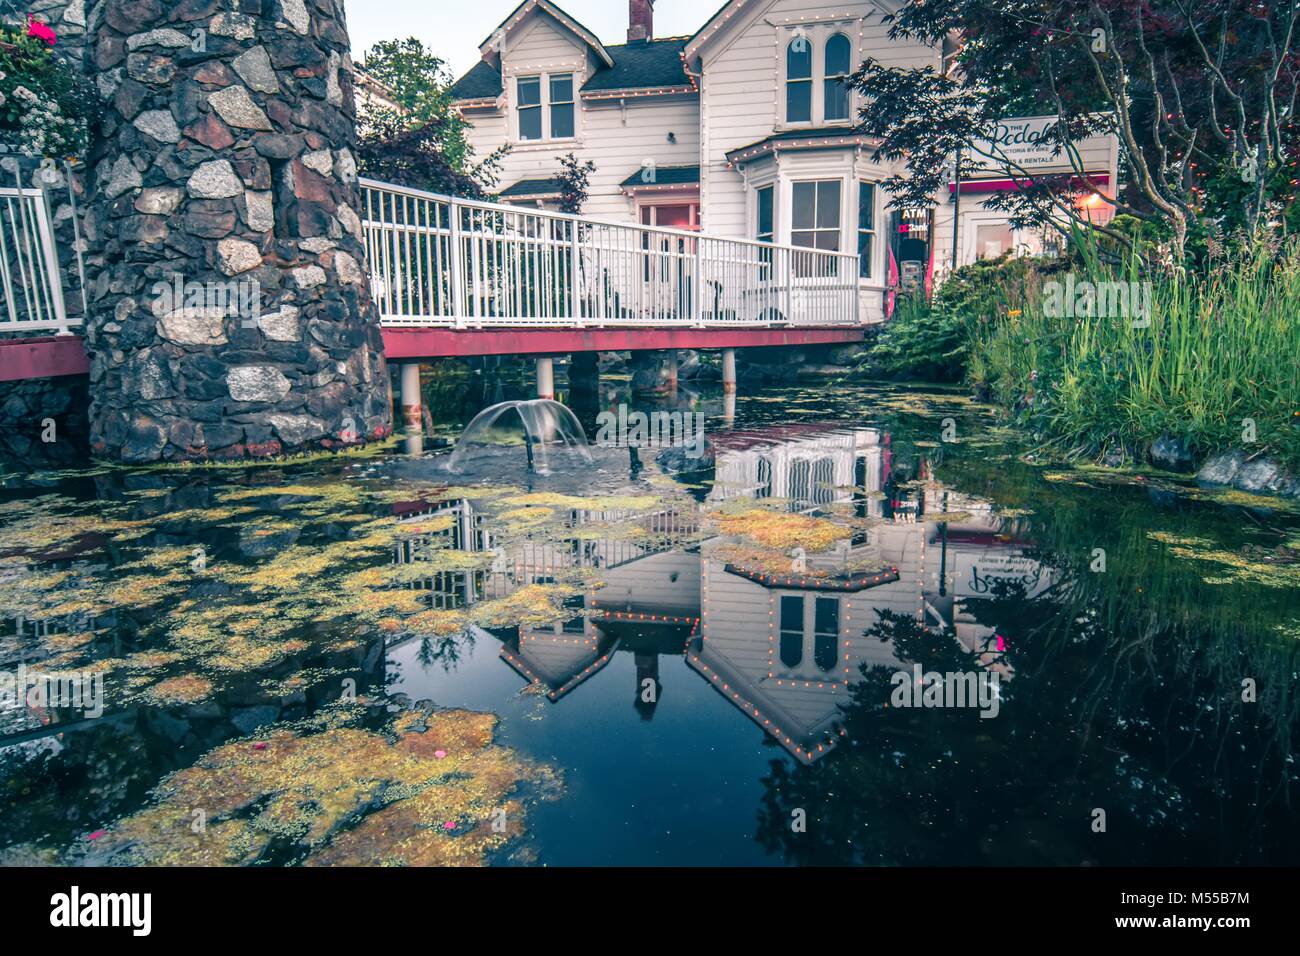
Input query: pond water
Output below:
<box><xmin>2</xmin><ymin>366</ymin><xmax>1298</xmax><ymax>866</ymax></box>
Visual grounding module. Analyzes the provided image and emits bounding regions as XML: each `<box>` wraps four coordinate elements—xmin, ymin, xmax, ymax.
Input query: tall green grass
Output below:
<box><xmin>967</xmin><ymin>238</ymin><xmax>1300</xmax><ymax>469</ymax></box>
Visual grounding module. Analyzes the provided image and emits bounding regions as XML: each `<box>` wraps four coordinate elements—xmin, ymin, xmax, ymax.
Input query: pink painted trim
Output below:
<box><xmin>382</xmin><ymin>326</ymin><xmax>865</xmax><ymax>359</ymax></box>
<box><xmin>0</xmin><ymin>335</ymin><xmax>90</xmax><ymax>382</ymax></box>
<box><xmin>948</xmin><ymin>173</ymin><xmax>1110</xmax><ymax>194</ymax></box>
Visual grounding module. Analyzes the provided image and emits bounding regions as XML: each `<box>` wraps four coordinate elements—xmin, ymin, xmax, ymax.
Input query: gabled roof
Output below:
<box><xmin>685</xmin><ymin>0</ymin><xmax>900</xmax><ymax>64</ymax></box>
<box><xmin>478</xmin><ymin>0</ymin><xmax>613</xmax><ymax>67</ymax></box>
<box><xmin>451</xmin><ymin>37</ymin><xmax>693</xmax><ymax>103</ymax></box>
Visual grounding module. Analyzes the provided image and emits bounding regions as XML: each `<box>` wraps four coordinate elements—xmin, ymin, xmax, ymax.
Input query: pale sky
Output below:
<box><xmin>345</xmin><ymin>0</ymin><xmax>710</xmax><ymax>81</ymax></box>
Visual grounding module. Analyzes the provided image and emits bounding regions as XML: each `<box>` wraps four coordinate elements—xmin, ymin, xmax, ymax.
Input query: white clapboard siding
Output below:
<box><xmin>594</xmin><ymin>551</ymin><xmax>702</xmax><ymax>614</ymax></box>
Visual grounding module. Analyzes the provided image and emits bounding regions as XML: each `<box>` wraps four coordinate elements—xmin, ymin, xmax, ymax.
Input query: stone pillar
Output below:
<box><xmin>721</xmin><ymin>348</ymin><xmax>737</xmax><ymax>395</ymax></box>
<box><xmin>83</xmin><ymin>0</ymin><xmax>391</xmax><ymax>462</ymax></box>
<box><xmin>536</xmin><ymin>356</ymin><xmax>554</xmax><ymax>401</ymax></box>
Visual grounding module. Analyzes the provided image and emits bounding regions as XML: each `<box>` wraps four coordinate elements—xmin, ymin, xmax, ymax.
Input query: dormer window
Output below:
<box><xmin>824</xmin><ymin>34</ymin><xmax>852</xmax><ymax>122</ymax></box>
<box><xmin>516</xmin><ymin>72</ymin><xmax>576</xmax><ymax>143</ymax></box>
<box><xmin>786</xmin><ymin>39</ymin><xmax>813</xmax><ymax>124</ymax></box>
<box><xmin>518</xmin><ymin>76</ymin><xmax>542</xmax><ymax>141</ymax></box>
<box><xmin>550</xmin><ymin>74</ymin><xmax>575</xmax><ymax>138</ymax></box>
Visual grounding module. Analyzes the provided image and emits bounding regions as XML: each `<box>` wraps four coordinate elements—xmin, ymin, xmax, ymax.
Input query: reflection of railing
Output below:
<box><xmin>393</xmin><ymin>501</ymin><xmax>698</xmax><ymax>607</ymax></box>
<box><xmin>360</xmin><ymin>179</ymin><xmax>861</xmax><ymax>328</ymax></box>
<box><xmin>0</xmin><ymin>186</ymin><xmax>73</xmax><ymax>335</ymax></box>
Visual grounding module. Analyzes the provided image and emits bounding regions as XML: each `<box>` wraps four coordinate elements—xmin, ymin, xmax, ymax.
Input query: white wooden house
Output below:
<box><xmin>449</xmin><ymin>0</ymin><xmax>1118</xmax><ymax>323</ymax></box>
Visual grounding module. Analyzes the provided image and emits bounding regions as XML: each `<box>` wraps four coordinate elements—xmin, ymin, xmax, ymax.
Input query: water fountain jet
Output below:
<box><xmin>446</xmin><ymin>400</ymin><xmax>593</xmax><ymax>475</ymax></box>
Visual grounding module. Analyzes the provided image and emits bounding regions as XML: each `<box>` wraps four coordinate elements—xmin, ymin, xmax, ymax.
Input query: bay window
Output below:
<box><xmin>858</xmin><ymin>182</ymin><xmax>877</xmax><ymax>279</ymax></box>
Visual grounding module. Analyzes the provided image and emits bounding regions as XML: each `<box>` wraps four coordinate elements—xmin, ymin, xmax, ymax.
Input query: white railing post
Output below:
<box><xmin>570</xmin><ymin>220</ymin><xmax>583</xmax><ymax>327</ymax></box>
<box><xmin>691</xmin><ymin>235</ymin><xmax>703</xmax><ymax>326</ymax></box>
<box><xmin>448</xmin><ymin>198</ymin><xmax>465</xmax><ymax>329</ymax></box>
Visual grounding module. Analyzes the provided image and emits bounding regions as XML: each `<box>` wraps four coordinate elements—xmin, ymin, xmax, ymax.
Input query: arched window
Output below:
<box><xmin>814</xmin><ymin>598</ymin><xmax>839</xmax><ymax>672</ymax></box>
<box><xmin>824</xmin><ymin>34</ymin><xmax>852</xmax><ymax>122</ymax></box>
<box><xmin>786</xmin><ymin>38</ymin><xmax>813</xmax><ymax>124</ymax></box>
<box><xmin>780</xmin><ymin>595</ymin><xmax>804</xmax><ymax>668</ymax></box>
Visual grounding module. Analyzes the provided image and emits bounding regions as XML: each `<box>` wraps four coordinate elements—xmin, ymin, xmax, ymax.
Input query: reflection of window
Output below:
<box><xmin>858</xmin><ymin>183</ymin><xmax>876</xmax><ymax>279</ymax></box>
<box><xmin>792</xmin><ymin>181</ymin><xmax>841</xmax><ymax>253</ymax></box>
<box><xmin>812</xmin><ymin>457</ymin><xmax>835</xmax><ymax>505</ymax></box>
<box><xmin>517</xmin><ymin>76</ymin><xmax>542</xmax><ymax>141</ymax></box>
<box><xmin>786</xmin><ymin>39</ymin><xmax>812</xmax><ymax>124</ymax></box>
<box><xmin>780</xmin><ymin>596</ymin><xmax>804</xmax><ymax>667</ymax></box>
<box><xmin>756</xmin><ymin>456</ymin><xmax>773</xmax><ymax>498</ymax></box>
<box><xmin>550</xmin><ymin>74</ymin><xmax>574</xmax><ymax>138</ymax></box>
<box><xmin>814</xmin><ymin>598</ymin><xmax>839</xmax><ymax>671</ymax></box>
<box><xmin>824</xmin><ymin>34</ymin><xmax>852</xmax><ymax>121</ymax></box>
<box><xmin>789</xmin><ymin>458</ymin><xmax>811</xmax><ymax>506</ymax></box>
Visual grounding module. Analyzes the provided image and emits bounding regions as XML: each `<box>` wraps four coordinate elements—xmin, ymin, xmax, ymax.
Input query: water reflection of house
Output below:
<box><xmin>709</xmin><ymin>425</ymin><xmax>886</xmax><ymax>511</ymax></box>
<box><xmin>392</xmin><ymin>427</ymin><xmax>1051</xmax><ymax>761</ymax></box>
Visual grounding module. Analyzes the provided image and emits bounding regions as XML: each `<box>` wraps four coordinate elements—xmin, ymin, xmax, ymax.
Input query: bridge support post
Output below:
<box><xmin>721</xmin><ymin>349</ymin><xmax>737</xmax><ymax>395</ymax></box>
<box><xmin>400</xmin><ymin>363</ymin><xmax>423</xmax><ymax>430</ymax></box>
<box><xmin>666</xmin><ymin>350</ymin><xmax>679</xmax><ymax>393</ymax></box>
<box><xmin>536</xmin><ymin>357</ymin><xmax>555</xmax><ymax>401</ymax></box>
<box><xmin>399</xmin><ymin>363</ymin><xmax>424</xmax><ymax>456</ymax></box>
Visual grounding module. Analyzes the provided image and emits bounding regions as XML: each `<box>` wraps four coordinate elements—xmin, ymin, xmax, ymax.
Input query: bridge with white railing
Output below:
<box><xmin>1</xmin><ymin>177</ymin><xmax>868</xmax><ymax>385</ymax></box>
<box><xmin>359</xmin><ymin>179</ymin><xmax>861</xmax><ymax>330</ymax></box>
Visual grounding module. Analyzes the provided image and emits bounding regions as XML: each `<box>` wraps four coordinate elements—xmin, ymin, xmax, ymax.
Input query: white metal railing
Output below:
<box><xmin>360</xmin><ymin>178</ymin><xmax>861</xmax><ymax>329</ymax></box>
<box><xmin>0</xmin><ymin>186</ymin><xmax>73</xmax><ymax>335</ymax></box>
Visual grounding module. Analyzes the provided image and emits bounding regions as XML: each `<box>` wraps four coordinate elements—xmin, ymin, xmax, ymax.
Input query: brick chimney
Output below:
<box><xmin>628</xmin><ymin>0</ymin><xmax>655</xmax><ymax>42</ymax></box>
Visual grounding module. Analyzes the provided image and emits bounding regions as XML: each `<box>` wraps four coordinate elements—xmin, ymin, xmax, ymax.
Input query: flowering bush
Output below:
<box><xmin>0</xmin><ymin>20</ymin><xmax>96</xmax><ymax>159</ymax></box>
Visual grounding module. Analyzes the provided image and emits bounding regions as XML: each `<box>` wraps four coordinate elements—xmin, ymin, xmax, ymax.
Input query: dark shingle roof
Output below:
<box><xmin>620</xmin><ymin>165</ymin><xmax>700</xmax><ymax>188</ymax></box>
<box><xmin>499</xmin><ymin>177</ymin><xmax>565</xmax><ymax>198</ymax></box>
<box><xmin>582</xmin><ymin>38</ymin><xmax>692</xmax><ymax>92</ymax></box>
<box><xmin>725</xmin><ymin>129</ymin><xmax>876</xmax><ymax>162</ymax></box>
<box><xmin>450</xmin><ymin>60</ymin><xmax>503</xmax><ymax>101</ymax></box>
<box><xmin>451</xmin><ymin>37</ymin><xmax>691</xmax><ymax>102</ymax></box>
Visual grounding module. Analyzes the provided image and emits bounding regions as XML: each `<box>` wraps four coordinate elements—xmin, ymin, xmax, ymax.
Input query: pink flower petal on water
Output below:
<box><xmin>434</xmin><ymin>750</ymin><xmax>447</xmax><ymax>759</ymax></box>
<box><xmin>253</xmin><ymin>742</ymin><xmax>267</xmax><ymax>751</ymax></box>
<box><xmin>87</xmin><ymin>830</ymin><xmax>106</xmax><ymax>841</ymax></box>
<box><xmin>996</xmin><ymin>635</ymin><xmax>1007</xmax><ymax>651</ymax></box>
<box><xmin>443</xmin><ymin>821</ymin><xmax>456</xmax><ymax>830</ymax></box>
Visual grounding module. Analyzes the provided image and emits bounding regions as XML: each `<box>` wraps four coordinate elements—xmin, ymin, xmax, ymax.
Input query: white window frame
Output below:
<box><xmin>778</xmin><ymin>23</ymin><xmax>859</xmax><ymax>131</ymax></box>
<box><xmin>512</xmin><ymin>70</ymin><xmax>580</xmax><ymax>145</ymax></box>
<box><xmin>775</xmin><ymin>593</ymin><xmax>843</xmax><ymax>679</ymax></box>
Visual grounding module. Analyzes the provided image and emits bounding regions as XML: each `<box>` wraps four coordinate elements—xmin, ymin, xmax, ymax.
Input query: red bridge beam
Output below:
<box><xmin>382</xmin><ymin>325</ymin><xmax>865</xmax><ymax>360</ymax></box>
<box><xmin>0</xmin><ymin>335</ymin><xmax>91</xmax><ymax>383</ymax></box>
<box><xmin>0</xmin><ymin>326</ymin><xmax>867</xmax><ymax>383</ymax></box>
